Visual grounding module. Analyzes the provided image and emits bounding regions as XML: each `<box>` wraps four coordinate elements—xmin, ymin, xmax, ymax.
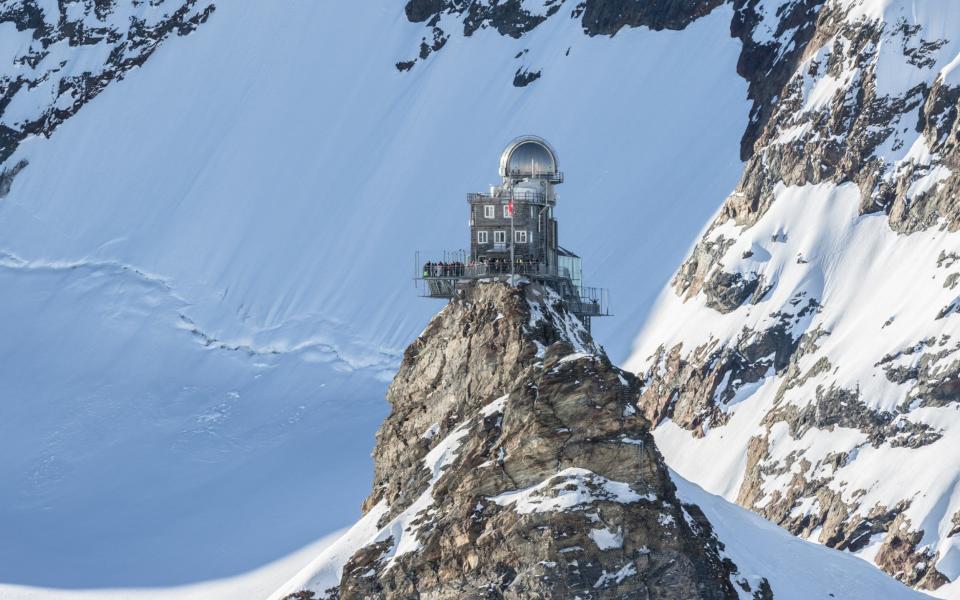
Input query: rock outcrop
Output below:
<box><xmin>282</xmin><ymin>281</ymin><xmax>757</xmax><ymax>599</ymax></box>
<box><xmin>625</xmin><ymin>1</ymin><xmax>960</xmax><ymax>588</ymax></box>
<box><xmin>0</xmin><ymin>0</ymin><xmax>215</xmax><ymax>188</ymax></box>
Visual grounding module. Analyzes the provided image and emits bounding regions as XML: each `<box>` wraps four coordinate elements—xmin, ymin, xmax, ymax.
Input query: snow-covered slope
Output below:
<box><xmin>626</xmin><ymin>0</ymin><xmax>960</xmax><ymax>594</ymax></box>
<box><xmin>0</xmin><ymin>254</ymin><xmax>388</xmax><ymax>587</ymax></box>
<box><xmin>0</xmin><ymin>529</ymin><xmax>345</xmax><ymax>600</ymax></box>
<box><xmin>672</xmin><ymin>470</ymin><xmax>929</xmax><ymax>600</ymax></box>
<box><xmin>0</xmin><ymin>0</ymin><xmax>747</xmax><ymax>590</ymax></box>
<box><xmin>0</xmin><ymin>1</ymin><xmax>746</xmax><ymax>362</ymax></box>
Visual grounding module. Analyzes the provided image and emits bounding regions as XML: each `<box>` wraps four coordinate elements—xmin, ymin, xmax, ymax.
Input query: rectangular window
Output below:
<box><xmin>515</xmin><ymin>230</ymin><xmax>528</xmax><ymax>244</ymax></box>
<box><xmin>484</xmin><ymin>205</ymin><xmax>495</xmax><ymax>219</ymax></box>
<box><xmin>503</xmin><ymin>204</ymin><xmax>511</xmax><ymax>218</ymax></box>
<box><xmin>477</xmin><ymin>230</ymin><xmax>489</xmax><ymax>244</ymax></box>
<box><xmin>494</xmin><ymin>231</ymin><xmax>506</xmax><ymax>244</ymax></box>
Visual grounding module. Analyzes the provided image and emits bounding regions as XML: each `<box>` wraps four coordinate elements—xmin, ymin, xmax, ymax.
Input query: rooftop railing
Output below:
<box><xmin>504</xmin><ymin>170</ymin><xmax>564</xmax><ymax>184</ymax></box>
<box><xmin>467</xmin><ymin>190</ymin><xmax>550</xmax><ymax>205</ymax></box>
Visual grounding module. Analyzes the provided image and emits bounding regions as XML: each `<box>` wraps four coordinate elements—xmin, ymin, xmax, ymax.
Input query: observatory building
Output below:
<box><xmin>417</xmin><ymin>135</ymin><xmax>609</xmax><ymax>330</ymax></box>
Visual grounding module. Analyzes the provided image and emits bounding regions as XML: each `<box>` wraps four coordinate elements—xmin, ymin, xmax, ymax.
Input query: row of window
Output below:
<box><xmin>477</xmin><ymin>230</ymin><xmax>528</xmax><ymax>244</ymax></box>
<box><xmin>481</xmin><ymin>205</ymin><xmax>536</xmax><ymax>219</ymax></box>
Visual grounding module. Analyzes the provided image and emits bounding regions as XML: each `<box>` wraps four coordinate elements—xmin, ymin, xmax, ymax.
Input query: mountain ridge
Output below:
<box><xmin>273</xmin><ymin>281</ymin><xmax>928</xmax><ymax>600</ymax></box>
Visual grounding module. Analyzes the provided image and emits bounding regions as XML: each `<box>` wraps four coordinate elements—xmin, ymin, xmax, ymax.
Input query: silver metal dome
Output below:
<box><xmin>499</xmin><ymin>135</ymin><xmax>562</xmax><ymax>182</ymax></box>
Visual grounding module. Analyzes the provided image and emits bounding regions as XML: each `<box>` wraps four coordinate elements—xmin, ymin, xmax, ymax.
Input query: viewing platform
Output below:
<box><xmin>414</xmin><ymin>251</ymin><xmax>610</xmax><ymax>328</ymax></box>
<box><xmin>466</xmin><ymin>187</ymin><xmax>555</xmax><ymax>206</ymax></box>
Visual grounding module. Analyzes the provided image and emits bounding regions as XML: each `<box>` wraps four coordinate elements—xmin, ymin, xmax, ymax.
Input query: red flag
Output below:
<box><xmin>508</xmin><ymin>197</ymin><xmax>514</xmax><ymax>216</ymax></box>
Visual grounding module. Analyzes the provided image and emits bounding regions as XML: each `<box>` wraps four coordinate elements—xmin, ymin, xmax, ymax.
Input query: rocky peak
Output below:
<box><xmin>284</xmin><ymin>281</ymin><xmax>757</xmax><ymax>599</ymax></box>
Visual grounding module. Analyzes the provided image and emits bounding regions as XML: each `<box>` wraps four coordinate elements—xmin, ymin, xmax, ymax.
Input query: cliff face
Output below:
<box><xmin>625</xmin><ymin>1</ymin><xmax>960</xmax><ymax>591</ymax></box>
<box><xmin>284</xmin><ymin>282</ymin><xmax>751</xmax><ymax>599</ymax></box>
<box><xmin>0</xmin><ymin>0</ymin><xmax>214</xmax><ymax>179</ymax></box>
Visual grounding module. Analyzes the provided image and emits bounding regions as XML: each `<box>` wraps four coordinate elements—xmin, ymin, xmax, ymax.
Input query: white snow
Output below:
<box><xmin>269</xmin><ymin>503</ymin><xmax>389</xmax><ymax>600</ymax></box>
<box><xmin>0</xmin><ymin>254</ymin><xmax>389</xmax><ymax>590</ymax></box>
<box><xmin>557</xmin><ymin>352</ymin><xmax>595</xmax><ymax>364</ymax></box>
<box><xmin>421</xmin><ymin>422</ymin><xmax>441</xmax><ymax>440</ymax></box>
<box><xmin>630</xmin><ymin>178</ymin><xmax>960</xmax><ymax>590</ymax></box>
<box><xmin>593</xmin><ymin>562</ymin><xmax>637</xmax><ymax>588</ymax></box>
<box><xmin>480</xmin><ymin>394</ymin><xmax>510</xmax><ymax>417</ymax></box>
<box><xmin>588</xmin><ymin>526</ymin><xmax>623</xmax><ymax>550</ymax></box>
<box><xmin>672</xmin><ymin>470</ymin><xmax>930</xmax><ymax>600</ymax></box>
<box><xmin>371</xmin><ymin>413</ymin><xmax>475</xmax><ymax>564</ymax></box>
<box><xmin>489</xmin><ymin>467</ymin><xmax>645</xmax><ymax>514</ymax></box>
<box><xmin>906</xmin><ymin>165</ymin><xmax>952</xmax><ymax>200</ymax></box>
<box><xmin>0</xmin><ymin>529</ymin><xmax>346</xmax><ymax>600</ymax></box>
<box><xmin>273</xmin><ymin>393</ymin><xmax>509</xmax><ymax>598</ymax></box>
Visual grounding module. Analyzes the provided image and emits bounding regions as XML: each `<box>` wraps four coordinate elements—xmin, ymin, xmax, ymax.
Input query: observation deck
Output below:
<box><xmin>414</xmin><ymin>251</ymin><xmax>610</xmax><ymax>329</ymax></box>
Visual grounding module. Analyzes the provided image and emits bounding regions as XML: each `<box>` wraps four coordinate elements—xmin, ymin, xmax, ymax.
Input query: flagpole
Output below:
<box><xmin>509</xmin><ymin>193</ymin><xmax>515</xmax><ymax>287</ymax></box>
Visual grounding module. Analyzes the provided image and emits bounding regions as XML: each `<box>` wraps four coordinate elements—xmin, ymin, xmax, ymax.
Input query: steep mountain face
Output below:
<box><xmin>621</xmin><ymin>0</ymin><xmax>960</xmax><ymax>594</ymax></box>
<box><xmin>0</xmin><ymin>0</ymin><xmax>214</xmax><ymax>174</ymax></box>
<box><xmin>397</xmin><ymin>0</ymin><xmax>822</xmax><ymax>159</ymax></box>
<box><xmin>274</xmin><ymin>281</ymin><xmax>931</xmax><ymax>600</ymax></box>
<box><xmin>0</xmin><ymin>0</ymin><xmax>751</xmax><ymax>588</ymax></box>
<box><xmin>278</xmin><ymin>282</ymin><xmax>747</xmax><ymax>599</ymax></box>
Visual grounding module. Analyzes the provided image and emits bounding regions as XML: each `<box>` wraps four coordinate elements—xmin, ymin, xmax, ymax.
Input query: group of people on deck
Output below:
<box><xmin>423</xmin><ymin>261</ymin><xmax>465</xmax><ymax>277</ymax></box>
<box><xmin>422</xmin><ymin>257</ymin><xmax>541</xmax><ymax>278</ymax></box>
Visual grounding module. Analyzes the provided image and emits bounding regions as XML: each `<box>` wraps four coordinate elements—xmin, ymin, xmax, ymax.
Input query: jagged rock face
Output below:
<box><xmin>617</xmin><ymin>1</ymin><xmax>960</xmax><ymax>591</ymax></box>
<box><xmin>0</xmin><ymin>0</ymin><xmax>214</xmax><ymax>183</ymax></box>
<box><xmin>396</xmin><ymin>0</ymin><xmax>731</xmax><ymax>91</ymax></box>
<box><xmin>292</xmin><ymin>282</ymin><xmax>755</xmax><ymax>599</ymax></box>
<box><xmin>674</xmin><ymin>0</ymin><xmax>960</xmax><ymax>317</ymax></box>
<box><xmin>396</xmin><ymin>1</ymin><xmax>960</xmax><ymax>590</ymax></box>
<box><xmin>632</xmin><ymin>183</ymin><xmax>960</xmax><ymax>588</ymax></box>
<box><xmin>721</xmin><ymin>0</ymin><xmax>960</xmax><ymax>237</ymax></box>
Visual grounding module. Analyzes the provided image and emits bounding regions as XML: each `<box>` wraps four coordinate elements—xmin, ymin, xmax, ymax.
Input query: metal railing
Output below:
<box><xmin>414</xmin><ymin>250</ymin><xmax>610</xmax><ymax>317</ymax></box>
<box><xmin>419</xmin><ymin>260</ymin><xmax>551</xmax><ymax>279</ymax></box>
<box><xmin>467</xmin><ymin>190</ymin><xmax>549</xmax><ymax>205</ymax></box>
<box><xmin>569</xmin><ymin>286</ymin><xmax>610</xmax><ymax>317</ymax></box>
<box><xmin>504</xmin><ymin>170</ymin><xmax>564</xmax><ymax>184</ymax></box>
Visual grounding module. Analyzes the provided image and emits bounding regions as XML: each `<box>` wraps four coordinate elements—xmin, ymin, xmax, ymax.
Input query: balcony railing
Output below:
<box><xmin>414</xmin><ymin>251</ymin><xmax>610</xmax><ymax>317</ymax></box>
<box><xmin>419</xmin><ymin>260</ymin><xmax>551</xmax><ymax>279</ymax></box>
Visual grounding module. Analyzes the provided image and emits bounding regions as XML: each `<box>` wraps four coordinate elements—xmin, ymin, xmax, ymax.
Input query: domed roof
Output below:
<box><xmin>499</xmin><ymin>135</ymin><xmax>561</xmax><ymax>182</ymax></box>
